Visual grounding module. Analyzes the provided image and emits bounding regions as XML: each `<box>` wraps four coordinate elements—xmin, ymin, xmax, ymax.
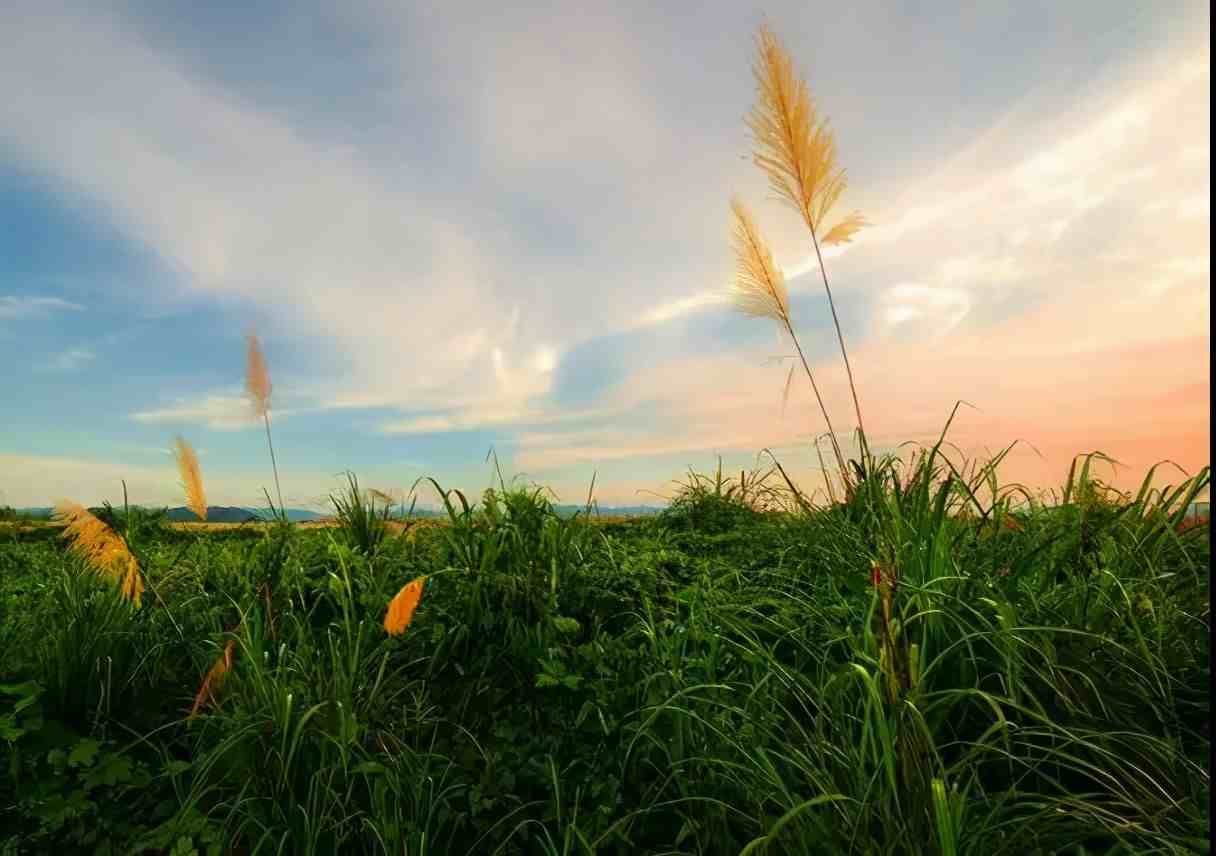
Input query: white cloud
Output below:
<box><xmin>0</xmin><ymin>452</ymin><xmax>310</xmax><ymax>508</ymax></box>
<box><xmin>0</xmin><ymin>0</ymin><xmax>1207</xmax><ymax>499</ymax></box>
<box><xmin>39</xmin><ymin>347</ymin><xmax>95</xmax><ymax>372</ymax></box>
<box><xmin>879</xmin><ymin>284</ymin><xmax>971</xmax><ymax>337</ymax></box>
<box><xmin>0</xmin><ymin>296</ymin><xmax>84</xmax><ymax>319</ymax></box>
<box><xmin>129</xmin><ymin>393</ymin><xmax>261</xmax><ymax>431</ymax></box>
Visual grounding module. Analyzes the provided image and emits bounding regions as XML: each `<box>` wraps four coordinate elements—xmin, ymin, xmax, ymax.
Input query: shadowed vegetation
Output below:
<box><xmin>0</xmin><ymin>443</ymin><xmax>1209</xmax><ymax>854</ymax></box>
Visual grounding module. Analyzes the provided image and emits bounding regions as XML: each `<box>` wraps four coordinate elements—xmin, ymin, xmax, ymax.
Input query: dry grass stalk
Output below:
<box><xmin>730</xmin><ymin>199</ymin><xmax>847</xmax><ymax>474</ymax></box>
<box><xmin>189</xmin><ymin>637</ymin><xmax>238</xmax><ymax>718</ymax></box>
<box><xmin>245</xmin><ymin>333</ymin><xmax>272</xmax><ymax>419</ymax></box>
<box><xmin>748</xmin><ymin>23</ymin><xmax>864</xmax><ymax>242</ymax></box>
<box><xmin>747</xmin><ymin>21</ymin><xmax>869</xmax><ymax>455</ymax></box>
<box><xmin>173</xmin><ymin>435</ymin><xmax>207</xmax><ymax>521</ymax></box>
<box><xmin>384</xmin><ymin>576</ymin><xmax>427</xmax><ymax>636</ymax></box>
<box><xmin>245</xmin><ymin>331</ymin><xmax>284</xmax><ymax>513</ymax></box>
<box><xmin>53</xmin><ymin>500</ymin><xmax>144</xmax><ymax>607</ymax></box>
<box><xmin>730</xmin><ymin>197</ymin><xmax>790</xmax><ymax>323</ymax></box>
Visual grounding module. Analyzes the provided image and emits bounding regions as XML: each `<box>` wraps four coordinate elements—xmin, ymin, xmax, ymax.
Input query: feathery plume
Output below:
<box><xmin>189</xmin><ymin>638</ymin><xmax>237</xmax><ymax>718</ymax></box>
<box><xmin>53</xmin><ymin>500</ymin><xmax>144</xmax><ymax>606</ymax></box>
<box><xmin>730</xmin><ymin>197</ymin><xmax>789</xmax><ymax>323</ymax></box>
<box><xmin>747</xmin><ymin>22</ymin><xmax>869</xmax><ymax>449</ymax></box>
<box><xmin>748</xmin><ymin>23</ymin><xmax>863</xmax><ymax>243</ymax></box>
<box><xmin>369</xmin><ymin>488</ymin><xmax>395</xmax><ymax>509</ymax></box>
<box><xmin>245</xmin><ymin>331</ymin><xmax>284</xmax><ymax>513</ymax></box>
<box><xmin>730</xmin><ymin>195</ymin><xmax>849</xmax><ymax>475</ymax></box>
<box><xmin>780</xmin><ymin>363</ymin><xmax>796</xmax><ymax>417</ymax></box>
<box><xmin>173</xmin><ymin>435</ymin><xmax>207</xmax><ymax>521</ymax></box>
<box><xmin>384</xmin><ymin>576</ymin><xmax>427</xmax><ymax>636</ymax></box>
<box><xmin>821</xmin><ymin>211</ymin><xmax>868</xmax><ymax>246</ymax></box>
<box><xmin>245</xmin><ymin>333</ymin><xmax>272</xmax><ymax>419</ymax></box>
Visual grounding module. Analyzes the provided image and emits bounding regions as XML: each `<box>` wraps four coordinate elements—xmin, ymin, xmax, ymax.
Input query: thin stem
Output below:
<box><xmin>814</xmin><ymin>435</ymin><xmax>838</xmax><ymax>505</ymax></box>
<box><xmin>262</xmin><ymin>410</ymin><xmax>284</xmax><ymax>516</ymax></box>
<box><xmin>782</xmin><ymin>314</ymin><xmax>848</xmax><ymax>477</ymax></box>
<box><xmin>809</xmin><ymin>226</ymin><xmax>869</xmax><ymax>463</ymax></box>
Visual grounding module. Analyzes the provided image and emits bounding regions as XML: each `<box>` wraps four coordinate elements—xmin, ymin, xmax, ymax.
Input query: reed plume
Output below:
<box><xmin>245</xmin><ymin>332</ymin><xmax>284</xmax><ymax>514</ymax></box>
<box><xmin>189</xmin><ymin>637</ymin><xmax>237</xmax><ymax>718</ymax></box>
<box><xmin>245</xmin><ymin>333</ymin><xmax>272</xmax><ymax>418</ymax></box>
<box><xmin>730</xmin><ymin>198</ymin><xmax>847</xmax><ymax>474</ymax></box>
<box><xmin>730</xmin><ymin>197</ymin><xmax>790</xmax><ymax>322</ymax></box>
<box><xmin>173</xmin><ymin>435</ymin><xmax>207</xmax><ymax>521</ymax></box>
<box><xmin>748</xmin><ymin>21</ymin><xmax>869</xmax><ymax>452</ymax></box>
<box><xmin>53</xmin><ymin>500</ymin><xmax>144</xmax><ymax>607</ymax></box>
<box><xmin>384</xmin><ymin>576</ymin><xmax>426</xmax><ymax>636</ymax></box>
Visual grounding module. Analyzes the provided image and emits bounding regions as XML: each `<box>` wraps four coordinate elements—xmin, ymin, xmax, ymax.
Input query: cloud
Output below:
<box><xmin>0</xmin><ymin>295</ymin><xmax>84</xmax><ymax>319</ymax></box>
<box><xmin>129</xmin><ymin>393</ymin><xmax>261</xmax><ymax>430</ymax></box>
<box><xmin>0</xmin><ymin>1</ymin><xmax>1208</xmax><ymax>503</ymax></box>
<box><xmin>509</xmin><ymin>41</ymin><xmax>1211</xmax><ymax>489</ymax></box>
<box><xmin>0</xmin><ymin>451</ymin><xmax>323</xmax><ymax>508</ymax></box>
<box><xmin>39</xmin><ymin>347</ymin><xmax>95</xmax><ymax>372</ymax></box>
<box><xmin>879</xmin><ymin>284</ymin><xmax>971</xmax><ymax>338</ymax></box>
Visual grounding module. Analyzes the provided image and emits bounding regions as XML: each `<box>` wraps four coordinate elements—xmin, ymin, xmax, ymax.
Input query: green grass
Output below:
<box><xmin>0</xmin><ymin>446</ymin><xmax>1209</xmax><ymax>855</ymax></box>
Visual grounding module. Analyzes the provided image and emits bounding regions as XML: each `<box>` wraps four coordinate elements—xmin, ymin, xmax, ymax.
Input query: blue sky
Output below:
<box><xmin>0</xmin><ymin>1</ymin><xmax>1209</xmax><ymax>510</ymax></box>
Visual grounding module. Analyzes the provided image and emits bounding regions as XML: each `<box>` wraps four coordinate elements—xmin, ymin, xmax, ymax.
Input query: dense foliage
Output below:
<box><xmin>0</xmin><ymin>449</ymin><xmax>1209</xmax><ymax>855</ymax></box>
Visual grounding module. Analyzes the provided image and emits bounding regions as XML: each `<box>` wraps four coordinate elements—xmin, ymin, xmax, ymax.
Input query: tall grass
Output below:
<box><xmin>247</xmin><ymin>332</ymin><xmax>284</xmax><ymax>516</ymax></box>
<box><xmin>741</xmin><ymin>22</ymin><xmax>871</xmax><ymax>470</ymax></box>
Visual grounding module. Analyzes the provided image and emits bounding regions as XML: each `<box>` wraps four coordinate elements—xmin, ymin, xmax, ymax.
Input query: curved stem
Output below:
<box><xmin>263</xmin><ymin>411</ymin><xmax>284</xmax><ymax>516</ymax></box>
<box><xmin>783</xmin><ymin>314</ymin><xmax>848</xmax><ymax>477</ymax></box>
<box><xmin>809</xmin><ymin>226</ymin><xmax>869</xmax><ymax>463</ymax></box>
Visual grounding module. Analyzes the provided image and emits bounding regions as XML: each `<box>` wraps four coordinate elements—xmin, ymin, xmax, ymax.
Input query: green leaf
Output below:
<box><xmin>67</xmin><ymin>739</ymin><xmax>100</xmax><ymax>768</ymax></box>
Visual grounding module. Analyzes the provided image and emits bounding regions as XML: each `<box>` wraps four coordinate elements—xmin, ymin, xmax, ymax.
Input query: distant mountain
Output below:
<box><xmin>554</xmin><ymin>504</ymin><xmax>664</xmax><ymax>518</ymax></box>
<box><xmin>7</xmin><ymin>507</ymin><xmax>52</xmax><ymax>519</ymax></box>
<box><xmin>9</xmin><ymin>505</ymin><xmax>324</xmax><ymax>523</ymax></box>
<box><xmin>6</xmin><ymin>504</ymin><xmax>660</xmax><ymax>524</ymax></box>
<box><xmin>165</xmin><ymin>506</ymin><xmax>324</xmax><ymax>523</ymax></box>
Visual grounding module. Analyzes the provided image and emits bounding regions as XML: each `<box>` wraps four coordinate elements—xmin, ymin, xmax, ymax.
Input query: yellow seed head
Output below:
<box><xmin>748</xmin><ymin>23</ymin><xmax>865</xmax><ymax>243</ymax></box>
<box><xmin>189</xmin><ymin>638</ymin><xmax>238</xmax><ymax>718</ymax></box>
<box><xmin>384</xmin><ymin>576</ymin><xmax>427</xmax><ymax>636</ymax></box>
<box><xmin>245</xmin><ymin>333</ymin><xmax>272</xmax><ymax>419</ymax></box>
<box><xmin>52</xmin><ymin>500</ymin><xmax>143</xmax><ymax>606</ymax></box>
<box><xmin>730</xmin><ymin>197</ymin><xmax>789</xmax><ymax>323</ymax></box>
<box><xmin>173</xmin><ymin>435</ymin><xmax>208</xmax><ymax>521</ymax></box>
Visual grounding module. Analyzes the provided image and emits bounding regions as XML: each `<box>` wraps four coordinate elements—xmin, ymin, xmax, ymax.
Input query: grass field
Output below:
<box><xmin>0</xmin><ymin>446</ymin><xmax>1210</xmax><ymax>855</ymax></box>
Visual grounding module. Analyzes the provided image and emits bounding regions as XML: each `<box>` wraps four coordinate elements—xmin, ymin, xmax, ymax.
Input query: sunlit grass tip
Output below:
<box><xmin>729</xmin><ymin>197</ymin><xmax>789</xmax><ymax>323</ymax></box>
<box><xmin>189</xmin><ymin>637</ymin><xmax>237</xmax><ymax>719</ymax></box>
<box><xmin>748</xmin><ymin>21</ymin><xmax>865</xmax><ymax>244</ymax></box>
<box><xmin>384</xmin><ymin>576</ymin><xmax>427</xmax><ymax>636</ymax></box>
<box><xmin>173</xmin><ymin>435</ymin><xmax>207</xmax><ymax>521</ymax></box>
<box><xmin>245</xmin><ymin>332</ymin><xmax>272</xmax><ymax>418</ymax></box>
<box><xmin>52</xmin><ymin>500</ymin><xmax>144</xmax><ymax>607</ymax></box>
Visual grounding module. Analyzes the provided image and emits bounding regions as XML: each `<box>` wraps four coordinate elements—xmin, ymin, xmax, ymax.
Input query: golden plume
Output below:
<box><xmin>384</xmin><ymin>576</ymin><xmax>427</xmax><ymax>636</ymax></box>
<box><xmin>747</xmin><ymin>23</ymin><xmax>864</xmax><ymax>243</ymax></box>
<box><xmin>821</xmin><ymin>211</ymin><xmax>868</xmax><ymax>246</ymax></box>
<box><xmin>172</xmin><ymin>435</ymin><xmax>207</xmax><ymax>521</ymax></box>
<box><xmin>189</xmin><ymin>637</ymin><xmax>237</xmax><ymax>718</ymax></box>
<box><xmin>53</xmin><ymin>501</ymin><xmax>144</xmax><ymax>607</ymax></box>
<box><xmin>245</xmin><ymin>333</ymin><xmax>272</xmax><ymax>419</ymax></box>
<box><xmin>730</xmin><ymin>197</ymin><xmax>789</xmax><ymax>323</ymax></box>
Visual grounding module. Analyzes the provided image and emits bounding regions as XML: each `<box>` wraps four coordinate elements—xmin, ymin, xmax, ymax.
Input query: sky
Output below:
<box><xmin>0</xmin><ymin>0</ymin><xmax>1210</xmax><ymax>511</ymax></box>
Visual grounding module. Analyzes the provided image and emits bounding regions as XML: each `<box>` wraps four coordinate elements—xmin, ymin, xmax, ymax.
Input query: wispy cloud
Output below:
<box><xmin>38</xmin><ymin>347</ymin><xmax>95</xmax><ymax>372</ymax></box>
<box><xmin>0</xmin><ymin>2</ymin><xmax>1207</xmax><ymax>506</ymax></box>
<box><xmin>0</xmin><ymin>451</ymin><xmax>331</xmax><ymax>509</ymax></box>
<box><xmin>129</xmin><ymin>393</ymin><xmax>259</xmax><ymax>431</ymax></box>
<box><xmin>0</xmin><ymin>295</ymin><xmax>83</xmax><ymax>320</ymax></box>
